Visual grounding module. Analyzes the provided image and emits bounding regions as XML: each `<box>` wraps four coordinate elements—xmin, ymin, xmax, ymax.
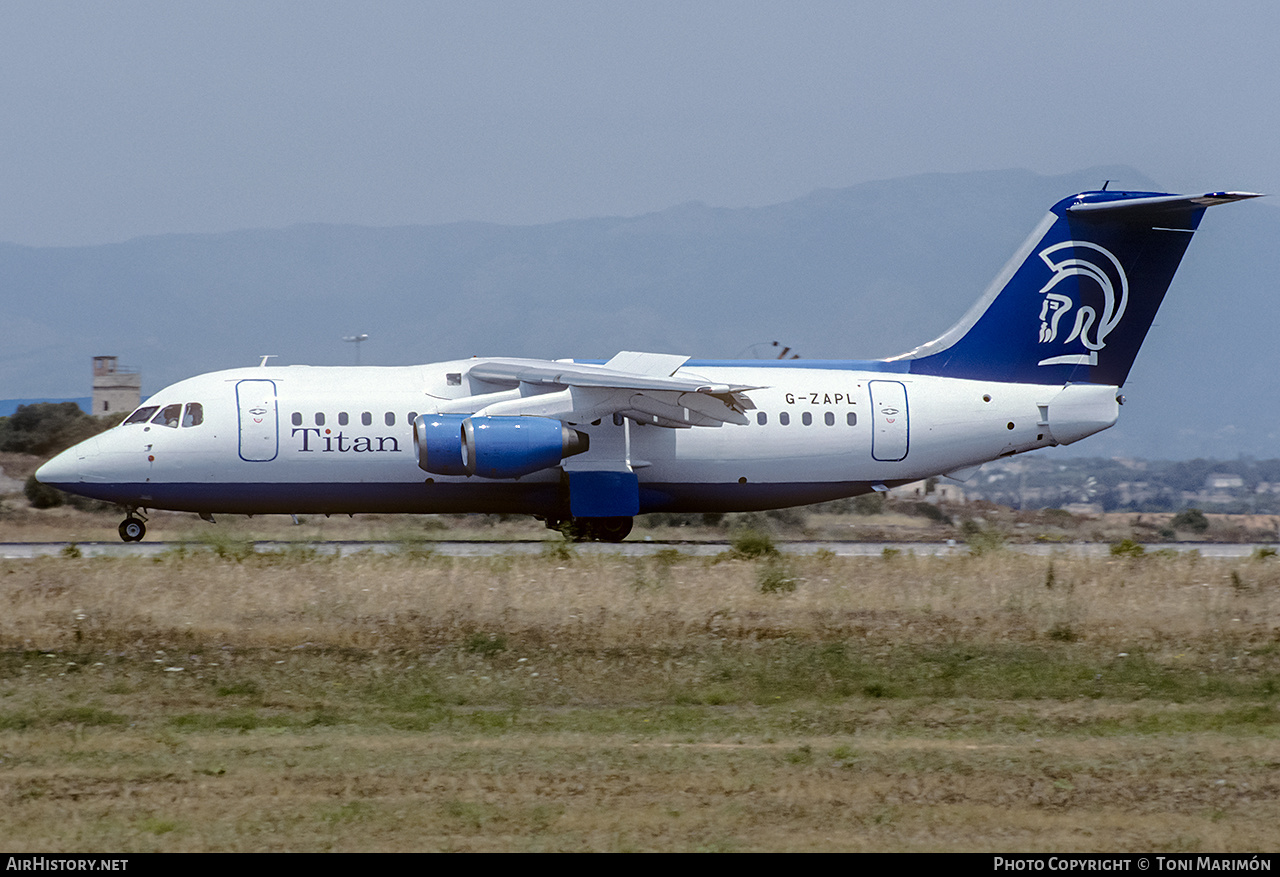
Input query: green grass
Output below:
<box><xmin>3</xmin><ymin>549</ymin><xmax>1280</xmax><ymax>850</ymax></box>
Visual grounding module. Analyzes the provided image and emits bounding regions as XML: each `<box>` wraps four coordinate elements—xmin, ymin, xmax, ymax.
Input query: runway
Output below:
<box><xmin>1</xmin><ymin>540</ymin><xmax>1274</xmax><ymax>559</ymax></box>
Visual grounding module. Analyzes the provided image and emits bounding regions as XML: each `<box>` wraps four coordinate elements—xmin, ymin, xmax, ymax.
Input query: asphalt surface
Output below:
<box><xmin>1</xmin><ymin>540</ymin><xmax>1273</xmax><ymax>559</ymax></box>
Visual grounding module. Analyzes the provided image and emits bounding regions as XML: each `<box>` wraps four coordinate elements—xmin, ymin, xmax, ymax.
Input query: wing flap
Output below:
<box><xmin>452</xmin><ymin>353</ymin><xmax>760</xmax><ymax>428</ymax></box>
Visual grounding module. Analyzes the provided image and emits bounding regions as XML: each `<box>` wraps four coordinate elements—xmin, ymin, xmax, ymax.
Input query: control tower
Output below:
<box><xmin>91</xmin><ymin>356</ymin><xmax>141</xmax><ymax>416</ymax></box>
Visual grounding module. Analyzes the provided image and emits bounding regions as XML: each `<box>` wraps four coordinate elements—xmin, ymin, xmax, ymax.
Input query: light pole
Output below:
<box><xmin>342</xmin><ymin>334</ymin><xmax>369</xmax><ymax>365</ymax></box>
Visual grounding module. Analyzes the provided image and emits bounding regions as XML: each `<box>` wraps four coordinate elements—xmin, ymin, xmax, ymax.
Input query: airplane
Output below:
<box><xmin>36</xmin><ymin>187</ymin><xmax>1260</xmax><ymax>543</ymax></box>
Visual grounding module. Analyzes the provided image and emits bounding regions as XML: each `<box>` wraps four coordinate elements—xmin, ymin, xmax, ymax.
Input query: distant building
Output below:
<box><xmin>1061</xmin><ymin>502</ymin><xmax>1103</xmax><ymax>515</ymax></box>
<box><xmin>1200</xmin><ymin>472</ymin><xmax>1246</xmax><ymax>505</ymax></box>
<box><xmin>1204</xmin><ymin>473</ymin><xmax>1245</xmax><ymax>491</ymax></box>
<box><xmin>887</xmin><ymin>479</ymin><xmax>966</xmax><ymax>504</ymax></box>
<box><xmin>91</xmin><ymin>356</ymin><xmax>140</xmax><ymax>416</ymax></box>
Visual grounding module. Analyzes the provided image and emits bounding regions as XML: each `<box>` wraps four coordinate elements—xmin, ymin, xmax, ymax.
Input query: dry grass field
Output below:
<box><xmin>2</xmin><ymin>542</ymin><xmax>1279</xmax><ymax>851</ymax></box>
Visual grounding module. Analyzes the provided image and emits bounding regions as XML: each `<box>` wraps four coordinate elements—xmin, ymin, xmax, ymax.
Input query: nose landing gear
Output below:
<box><xmin>118</xmin><ymin>511</ymin><xmax>147</xmax><ymax>543</ymax></box>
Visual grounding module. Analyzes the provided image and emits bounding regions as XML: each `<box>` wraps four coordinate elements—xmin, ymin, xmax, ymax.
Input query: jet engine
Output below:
<box><xmin>414</xmin><ymin>414</ymin><xmax>469</xmax><ymax>476</ymax></box>
<box><xmin>415</xmin><ymin>414</ymin><xmax>588</xmax><ymax>478</ymax></box>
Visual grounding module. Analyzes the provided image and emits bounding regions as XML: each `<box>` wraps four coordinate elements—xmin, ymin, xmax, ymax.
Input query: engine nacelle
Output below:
<box><xmin>414</xmin><ymin>413</ymin><xmax>469</xmax><ymax>476</ymax></box>
<box><xmin>462</xmin><ymin>416</ymin><xmax>589</xmax><ymax>479</ymax></box>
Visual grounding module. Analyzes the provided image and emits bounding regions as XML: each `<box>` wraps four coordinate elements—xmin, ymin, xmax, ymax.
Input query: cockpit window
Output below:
<box><xmin>151</xmin><ymin>404</ymin><xmax>183</xmax><ymax>428</ymax></box>
<box><xmin>182</xmin><ymin>403</ymin><xmax>204</xmax><ymax>427</ymax></box>
<box><xmin>124</xmin><ymin>406</ymin><xmax>159</xmax><ymax>425</ymax></box>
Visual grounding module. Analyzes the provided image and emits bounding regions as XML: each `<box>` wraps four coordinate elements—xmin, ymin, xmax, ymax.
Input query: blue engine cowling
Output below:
<box><xmin>463</xmin><ymin>416</ymin><xmax>589</xmax><ymax>479</ymax></box>
<box><xmin>414</xmin><ymin>413</ymin><xmax>469</xmax><ymax>476</ymax></box>
<box><xmin>415</xmin><ymin>414</ymin><xmax>589</xmax><ymax>478</ymax></box>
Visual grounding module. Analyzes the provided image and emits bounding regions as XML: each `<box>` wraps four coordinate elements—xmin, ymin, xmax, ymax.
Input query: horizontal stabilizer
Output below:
<box><xmin>1067</xmin><ymin>191</ymin><xmax>1262</xmax><ymax>217</ymax></box>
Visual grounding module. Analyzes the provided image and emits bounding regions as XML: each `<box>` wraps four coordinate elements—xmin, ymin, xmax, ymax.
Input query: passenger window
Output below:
<box><xmin>152</xmin><ymin>404</ymin><xmax>183</xmax><ymax>428</ymax></box>
<box><xmin>847</xmin><ymin>412</ymin><xmax>857</xmax><ymax>426</ymax></box>
<box><xmin>338</xmin><ymin>412</ymin><xmax>349</xmax><ymax>426</ymax></box>
<box><xmin>315</xmin><ymin>412</ymin><xmax>325</xmax><ymax>426</ymax></box>
<box><xmin>385</xmin><ymin>412</ymin><xmax>395</xmax><ymax>427</ymax></box>
<box><xmin>290</xmin><ymin>412</ymin><xmax>301</xmax><ymax>426</ymax></box>
<box><xmin>756</xmin><ymin>412</ymin><xmax>767</xmax><ymax>425</ymax></box>
<box><xmin>124</xmin><ymin>406</ymin><xmax>159</xmax><ymax>425</ymax></box>
<box><xmin>802</xmin><ymin>412</ymin><xmax>812</xmax><ymax>426</ymax></box>
<box><xmin>407</xmin><ymin>411</ymin><xmax>418</xmax><ymax>424</ymax></box>
<box><xmin>447</xmin><ymin>373</ymin><xmax>462</xmax><ymax>386</ymax></box>
<box><xmin>779</xmin><ymin>412</ymin><xmax>790</xmax><ymax>426</ymax></box>
<box><xmin>361</xmin><ymin>412</ymin><xmax>372</xmax><ymax>426</ymax></box>
<box><xmin>824</xmin><ymin>412</ymin><xmax>835</xmax><ymax>426</ymax></box>
<box><xmin>182</xmin><ymin>403</ymin><xmax>204</xmax><ymax>427</ymax></box>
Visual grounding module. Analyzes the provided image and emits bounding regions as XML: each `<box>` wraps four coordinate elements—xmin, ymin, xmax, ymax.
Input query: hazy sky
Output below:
<box><xmin>2</xmin><ymin>1</ymin><xmax>1276</xmax><ymax>246</ymax></box>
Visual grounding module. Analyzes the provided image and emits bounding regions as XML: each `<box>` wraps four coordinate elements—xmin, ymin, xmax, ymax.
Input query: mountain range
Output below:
<box><xmin>3</xmin><ymin>165</ymin><xmax>1275</xmax><ymax>460</ymax></box>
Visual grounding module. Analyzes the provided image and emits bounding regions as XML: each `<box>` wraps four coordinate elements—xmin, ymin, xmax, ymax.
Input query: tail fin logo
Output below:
<box><xmin>1035</xmin><ymin>241</ymin><xmax>1129</xmax><ymax>368</ymax></box>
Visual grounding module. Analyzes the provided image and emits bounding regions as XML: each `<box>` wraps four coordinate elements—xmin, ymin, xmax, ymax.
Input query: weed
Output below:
<box><xmin>259</xmin><ymin>543</ymin><xmax>323</xmax><ymax>564</ymax></box>
<box><xmin>541</xmin><ymin>540</ymin><xmax>575</xmax><ymax>561</ymax></box>
<box><xmin>199</xmin><ymin>529</ymin><xmax>256</xmax><ymax>562</ymax></box>
<box><xmin>320</xmin><ymin>801</ymin><xmax>376</xmax><ymax>825</ymax></box>
<box><xmin>1171</xmin><ymin>508</ymin><xmax>1210</xmax><ymax>534</ymax></box>
<box><xmin>441</xmin><ymin>799</ymin><xmax>497</xmax><ymax>830</ymax></box>
<box><xmin>215</xmin><ymin>680</ymin><xmax>262</xmax><ymax>697</ymax></box>
<box><xmin>729</xmin><ymin>529</ymin><xmax>779</xmax><ymax>559</ymax></box>
<box><xmin>395</xmin><ymin>539</ymin><xmax>436</xmax><ymax>560</ymax></box>
<box><xmin>829</xmin><ymin>744</ymin><xmax>859</xmax><ymax>766</ymax></box>
<box><xmin>1046</xmin><ymin>623</ymin><xmax>1079</xmax><ymax>642</ymax></box>
<box><xmin>963</xmin><ymin>521</ymin><xmax>1006</xmax><ymax>555</ymax></box>
<box><xmin>652</xmin><ymin>547</ymin><xmax>686</xmax><ymax>566</ymax></box>
<box><xmin>1110</xmin><ymin>538</ymin><xmax>1145</xmax><ymax>558</ymax></box>
<box><xmin>785</xmin><ymin>743</ymin><xmax>814</xmax><ymax>764</ymax></box>
<box><xmin>135</xmin><ymin>817</ymin><xmax>182</xmax><ymax>836</ymax></box>
<box><xmin>465</xmin><ymin>632</ymin><xmax>508</xmax><ymax>656</ymax></box>
<box><xmin>757</xmin><ymin>559</ymin><xmax>797</xmax><ymax>593</ymax></box>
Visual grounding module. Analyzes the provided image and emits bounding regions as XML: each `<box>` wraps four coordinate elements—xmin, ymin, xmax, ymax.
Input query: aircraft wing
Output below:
<box><xmin>437</xmin><ymin>351</ymin><xmax>761</xmax><ymax>428</ymax></box>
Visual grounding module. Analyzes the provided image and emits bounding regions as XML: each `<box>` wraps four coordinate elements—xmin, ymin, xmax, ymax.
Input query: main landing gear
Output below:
<box><xmin>546</xmin><ymin>516</ymin><xmax>634</xmax><ymax>543</ymax></box>
<box><xmin>118</xmin><ymin>510</ymin><xmax>147</xmax><ymax>542</ymax></box>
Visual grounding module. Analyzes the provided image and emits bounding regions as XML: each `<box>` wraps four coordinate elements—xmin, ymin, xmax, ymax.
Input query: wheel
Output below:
<box><xmin>118</xmin><ymin>518</ymin><xmax>146</xmax><ymax>542</ymax></box>
<box><xmin>590</xmin><ymin>516</ymin><xmax>633</xmax><ymax>543</ymax></box>
<box><xmin>565</xmin><ymin>516</ymin><xmax>633</xmax><ymax>543</ymax></box>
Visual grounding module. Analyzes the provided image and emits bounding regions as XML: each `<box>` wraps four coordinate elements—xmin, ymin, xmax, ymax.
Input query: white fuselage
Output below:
<box><xmin>38</xmin><ymin>361</ymin><xmax>1120</xmax><ymax>517</ymax></box>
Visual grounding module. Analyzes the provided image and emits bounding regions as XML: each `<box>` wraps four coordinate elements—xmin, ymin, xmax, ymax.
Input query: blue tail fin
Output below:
<box><xmin>892</xmin><ymin>190</ymin><xmax>1260</xmax><ymax>386</ymax></box>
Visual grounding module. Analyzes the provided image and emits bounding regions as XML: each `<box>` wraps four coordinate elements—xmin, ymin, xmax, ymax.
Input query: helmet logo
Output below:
<box><xmin>1035</xmin><ymin>240</ymin><xmax>1129</xmax><ymax>368</ymax></box>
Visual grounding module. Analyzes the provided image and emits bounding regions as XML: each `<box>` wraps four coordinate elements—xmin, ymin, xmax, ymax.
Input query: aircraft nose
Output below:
<box><xmin>35</xmin><ymin>438</ymin><xmax>99</xmax><ymax>486</ymax></box>
<box><xmin>35</xmin><ymin>450</ymin><xmax>78</xmax><ymax>486</ymax></box>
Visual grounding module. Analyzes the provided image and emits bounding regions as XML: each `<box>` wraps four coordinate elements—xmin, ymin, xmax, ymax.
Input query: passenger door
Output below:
<box><xmin>236</xmin><ymin>379</ymin><xmax>279</xmax><ymax>462</ymax></box>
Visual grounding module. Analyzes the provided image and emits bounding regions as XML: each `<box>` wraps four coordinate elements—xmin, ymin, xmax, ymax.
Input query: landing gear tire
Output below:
<box><xmin>590</xmin><ymin>516</ymin><xmax>633</xmax><ymax>543</ymax></box>
<box><xmin>565</xmin><ymin>516</ymin><xmax>633</xmax><ymax>543</ymax></box>
<box><xmin>119</xmin><ymin>518</ymin><xmax>146</xmax><ymax>543</ymax></box>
